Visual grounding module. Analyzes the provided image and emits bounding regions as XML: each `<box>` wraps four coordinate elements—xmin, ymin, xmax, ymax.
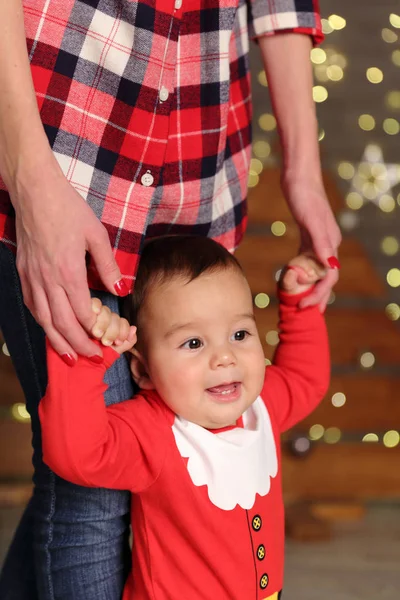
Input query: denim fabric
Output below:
<box><xmin>0</xmin><ymin>243</ymin><xmax>134</xmax><ymax>600</ymax></box>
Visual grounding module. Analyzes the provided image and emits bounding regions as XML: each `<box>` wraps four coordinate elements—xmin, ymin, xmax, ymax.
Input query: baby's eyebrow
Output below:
<box><xmin>164</xmin><ymin>313</ymin><xmax>255</xmax><ymax>338</ymax></box>
<box><xmin>235</xmin><ymin>313</ymin><xmax>256</xmax><ymax>322</ymax></box>
<box><xmin>164</xmin><ymin>322</ymin><xmax>197</xmax><ymax>338</ymax></box>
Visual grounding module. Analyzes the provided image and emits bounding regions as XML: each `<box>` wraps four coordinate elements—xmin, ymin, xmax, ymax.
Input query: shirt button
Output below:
<box><xmin>159</xmin><ymin>86</ymin><xmax>169</xmax><ymax>102</ymax></box>
<box><xmin>174</xmin><ymin>0</ymin><xmax>182</xmax><ymax>9</ymax></box>
<box><xmin>257</xmin><ymin>544</ymin><xmax>266</xmax><ymax>560</ymax></box>
<box><xmin>252</xmin><ymin>514</ymin><xmax>262</xmax><ymax>531</ymax></box>
<box><xmin>259</xmin><ymin>573</ymin><xmax>269</xmax><ymax>590</ymax></box>
<box><xmin>141</xmin><ymin>170</ymin><xmax>154</xmax><ymax>187</ymax></box>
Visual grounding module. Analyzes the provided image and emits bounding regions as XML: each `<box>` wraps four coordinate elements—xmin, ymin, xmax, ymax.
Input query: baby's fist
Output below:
<box><xmin>280</xmin><ymin>254</ymin><xmax>326</xmax><ymax>295</ymax></box>
<box><xmin>91</xmin><ymin>298</ymin><xmax>137</xmax><ymax>355</ymax></box>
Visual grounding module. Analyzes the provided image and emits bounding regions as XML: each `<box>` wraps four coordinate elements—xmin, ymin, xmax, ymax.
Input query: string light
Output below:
<box><xmin>389</xmin><ymin>14</ymin><xmax>400</xmax><ymax>28</ymax></box>
<box><xmin>382</xmin><ymin>28</ymin><xmax>398</xmax><ymax>43</ymax></box>
<box><xmin>338</xmin><ymin>210</ymin><xmax>359</xmax><ymax>231</ymax></box>
<box><xmin>321</xmin><ymin>18</ymin><xmax>334</xmax><ymax>34</ymax></box>
<box><xmin>386</xmin><ymin>91</ymin><xmax>400</xmax><ymax>109</ymax></box>
<box><xmin>258</xmin><ymin>113</ymin><xmax>276</xmax><ymax>131</ymax></box>
<box><xmin>309</xmin><ymin>424</ymin><xmax>325</xmax><ymax>441</ymax></box>
<box><xmin>327</xmin><ymin>65</ymin><xmax>344</xmax><ymax>81</ymax></box>
<box><xmin>338</xmin><ymin>162</ymin><xmax>355</xmax><ymax>179</ymax></box>
<box><xmin>327</xmin><ymin>291</ymin><xmax>336</xmax><ymax>305</ymax></box>
<box><xmin>250</xmin><ymin>158</ymin><xmax>263</xmax><ymax>175</ymax></box>
<box><xmin>378</xmin><ymin>194</ymin><xmax>396</xmax><ymax>212</ymax></box>
<box><xmin>265</xmin><ymin>331</ymin><xmax>279</xmax><ymax>346</ymax></box>
<box><xmin>392</xmin><ymin>50</ymin><xmax>400</xmax><ymax>66</ymax></box>
<box><xmin>248</xmin><ymin>171</ymin><xmax>259</xmax><ymax>188</ymax></box>
<box><xmin>328</xmin><ymin>15</ymin><xmax>346</xmax><ymax>30</ymax></box>
<box><xmin>332</xmin><ymin>392</ymin><xmax>346</xmax><ymax>408</ymax></box>
<box><xmin>11</xmin><ymin>403</ymin><xmax>30</xmax><ymax>423</ymax></box>
<box><xmin>366</xmin><ymin>67</ymin><xmax>384</xmax><ymax>83</ymax></box>
<box><xmin>381</xmin><ymin>236</ymin><xmax>399</xmax><ymax>255</ymax></box>
<box><xmin>313</xmin><ymin>85</ymin><xmax>328</xmax><ymax>102</ymax></box>
<box><xmin>362</xmin><ymin>433</ymin><xmax>379</xmax><ymax>443</ymax></box>
<box><xmin>387</xmin><ymin>268</ymin><xmax>400</xmax><ymax>287</ymax></box>
<box><xmin>385</xmin><ymin>303</ymin><xmax>400</xmax><ymax>321</ymax></box>
<box><xmin>359</xmin><ymin>352</ymin><xmax>375</xmax><ymax>369</ymax></box>
<box><xmin>253</xmin><ymin>141</ymin><xmax>271</xmax><ymax>159</ymax></box>
<box><xmin>254</xmin><ymin>293</ymin><xmax>270</xmax><ymax>309</ymax></box>
<box><xmin>383</xmin><ymin>430</ymin><xmax>400</xmax><ymax>448</ymax></box>
<box><xmin>358</xmin><ymin>114</ymin><xmax>375</xmax><ymax>131</ymax></box>
<box><xmin>271</xmin><ymin>221</ymin><xmax>286</xmax><ymax>236</ymax></box>
<box><xmin>383</xmin><ymin>118</ymin><xmax>400</xmax><ymax>135</ymax></box>
<box><xmin>257</xmin><ymin>70</ymin><xmax>268</xmax><ymax>87</ymax></box>
<box><xmin>310</xmin><ymin>48</ymin><xmax>327</xmax><ymax>64</ymax></box>
<box><xmin>346</xmin><ymin>192</ymin><xmax>363</xmax><ymax>210</ymax></box>
<box><xmin>324</xmin><ymin>427</ymin><xmax>342</xmax><ymax>444</ymax></box>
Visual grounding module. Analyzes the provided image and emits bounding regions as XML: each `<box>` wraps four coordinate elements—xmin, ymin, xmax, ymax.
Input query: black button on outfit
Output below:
<box><xmin>252</xmin><ymin>515</ymin><xmax>262</xmax><ymax>531</ymax></box>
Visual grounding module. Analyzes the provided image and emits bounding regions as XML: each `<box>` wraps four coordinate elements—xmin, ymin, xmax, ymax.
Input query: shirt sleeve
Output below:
<box><xmin>247</xmin><ymin>0</ymin><xmax>324</xmax><ymax>45</ymax></box>
<box><xmin>261</xmin><ymin>288</ymin><xmax>330</xmax><ymax>432</ymax></box>
<box><xmin>39</xmin><ymin>341</ymin><xmax>166</xmax><ymax>492</ymax></box>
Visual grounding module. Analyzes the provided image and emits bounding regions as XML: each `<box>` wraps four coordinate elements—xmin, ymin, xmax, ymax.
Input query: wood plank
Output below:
<box><xmin>247</xmin><ymin>168</ymin><xmax>344</xmax><ymax>224</ymax></box>
<box><xmin>0</xmin><ymin>375</ymin><xmax>24</xmax><ymax>407</ymax></box>
<box><xmin>282</xmin><ymin>444</ymin><xmax>400</xmax><ymax>500</ymax></box>
<box><xmin>295</xmin><ymin>375</ymin><xmax>400</xmax><ymax>431</ymax></box>
<box><xmin>235</xmin><ymin>235</ymin><xmax>385</xmax><ymax>297</ymax></box>
<box><xmin>255</xmin><ymin>307</ymin><xmax>400</xmax><ymax>365</ymax></box>
<box><xmin>0</xmin><ymin>422</ymin><xmax>33</xmax><ymax>479</ymax></box>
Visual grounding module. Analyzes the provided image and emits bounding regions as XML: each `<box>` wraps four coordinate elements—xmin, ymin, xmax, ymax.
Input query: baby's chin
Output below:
<box><xmin>200</xmin><ymin>411</ymin><xmax>244</xmax><ymax>430</ymax></box>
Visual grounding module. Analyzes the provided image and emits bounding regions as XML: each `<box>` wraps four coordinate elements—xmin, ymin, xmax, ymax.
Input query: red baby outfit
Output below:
<box><xmin>39</xmin><ymin>291</ymin><xmax>330</xmax><ymax>599</ymax></box>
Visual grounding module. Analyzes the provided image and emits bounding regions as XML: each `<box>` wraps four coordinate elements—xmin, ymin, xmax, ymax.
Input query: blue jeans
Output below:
<box><xmin>0</xmin><ymin>243</ymin><xmax>134</xmax><ymax>600</ymax></box>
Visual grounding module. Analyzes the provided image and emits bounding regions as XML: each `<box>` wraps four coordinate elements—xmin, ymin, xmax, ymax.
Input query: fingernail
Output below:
<box><xmin>92</xmin><ymin>329</ymin><xmax>104</xmax><ymax>338</ymax></box>
<box><xmin>88</xmin><ymin>355</ymin><xmax>103</xmax><ymax>364</ymax></box>
<box><xmin>114</xmin><ymin>279</ymin><xmax>129</xmax><ymax>296</ymax></box>
<box><xmin>328</xmin><ymin>256</ymin><xmax>341</xmax><ymax>270</ymax></box>
<box><xmin>61</xmin><ymin>353</ymin><xmax>76</xmax><ymax>367</ymax></box>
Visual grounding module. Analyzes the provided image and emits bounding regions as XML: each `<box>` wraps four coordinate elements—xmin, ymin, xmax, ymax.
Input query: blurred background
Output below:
<box><xmin>1</xmin><ymin>1</ymin><xmax>400</xmax><ymax>598</ymax></box>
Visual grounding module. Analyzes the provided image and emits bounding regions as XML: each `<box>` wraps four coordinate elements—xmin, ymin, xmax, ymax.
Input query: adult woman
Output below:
<box><xmin>0</xmin><ymin>0</ymin><xmax>340</xmax><ymax>598</ymax></box>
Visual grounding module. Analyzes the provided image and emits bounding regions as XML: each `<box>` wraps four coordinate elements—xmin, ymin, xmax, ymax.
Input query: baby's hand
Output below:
<box><xmin>280</xmin><ymin>254</ymin><xmax>327</xmax><ymax>295</ymax></box>
<box><xmin>90</xmin><ymin>298</ymin><xmax>137</xmax><ymax>355</ymax></box>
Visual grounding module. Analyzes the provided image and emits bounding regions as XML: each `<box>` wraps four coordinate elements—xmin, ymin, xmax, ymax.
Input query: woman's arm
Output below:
<box><xmin>0</xmin><ymin>0</ymin><xmax>52</xmax><ymax>189</ymax></box>
<box><xmin>258</xmin><ymin>33</ymin><xmax>342</xmax><ymax>311</ymax></box>
<box><xmin>0</xmin><ymin>1</ymin><xmax>125</xmax><ymax>362</ymax></box>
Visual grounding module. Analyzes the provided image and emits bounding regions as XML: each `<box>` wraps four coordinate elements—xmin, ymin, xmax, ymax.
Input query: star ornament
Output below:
<box><xmin>347</xmin><ymin>144</ymin><xmax>400</xmax><ymax>212</ymax></box>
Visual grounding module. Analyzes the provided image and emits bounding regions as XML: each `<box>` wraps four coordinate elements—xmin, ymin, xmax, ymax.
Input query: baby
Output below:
<box><xmin>39</xmin><ymin>235</ymin><xmax>330</xmax><ymax>600</ymax></box>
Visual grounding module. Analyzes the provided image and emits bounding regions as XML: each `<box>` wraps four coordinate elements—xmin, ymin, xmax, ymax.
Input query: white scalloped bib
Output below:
<box><xmin>171</xmin><ymin>397</ymin><xmax>278</xmax><ymax>511</ymax></box>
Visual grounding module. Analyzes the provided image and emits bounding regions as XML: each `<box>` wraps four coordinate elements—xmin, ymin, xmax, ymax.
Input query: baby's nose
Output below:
<box><xmin>210</xmin><ymin>346</ymin><xmax>236</xmax><ymax>369</ymax></box>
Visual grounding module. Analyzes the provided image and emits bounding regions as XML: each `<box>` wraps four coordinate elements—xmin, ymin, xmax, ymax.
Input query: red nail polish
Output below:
<box><xmin>328</xmin><ymin>256</ymin><xmax>341</xmax><ymax>270</ymax></box>
<box><xmin>89</xmin><ymin>355</ymin><xmax>103</xmax><ymax>364</ymax></box>
<box><xmin>61</xmin><ymin>353</ymin><xmax>76</xmax><ymax>367</ymax></box>
<box><xmin>114</xmin><ymin>279</ymin><xmax>129</xmax><ymax>296</ymax></box>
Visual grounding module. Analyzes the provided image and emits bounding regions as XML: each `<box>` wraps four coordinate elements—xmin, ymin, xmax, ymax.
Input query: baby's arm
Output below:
<box><xmin>39</xmin><ymin>305</ymin><xmax>164</xmax><ymax>491</ymax></box>
<box><xmin>262</xmin><ymin>255</ymin><xmax>331</xmax><ymax>432</ymax></box>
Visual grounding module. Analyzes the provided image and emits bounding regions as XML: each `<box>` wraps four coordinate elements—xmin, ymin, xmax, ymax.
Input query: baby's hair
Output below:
<box><xmin>122</xmin><ymin>235</ymin><xmax>242</xmax><ymax>328</ymax></box>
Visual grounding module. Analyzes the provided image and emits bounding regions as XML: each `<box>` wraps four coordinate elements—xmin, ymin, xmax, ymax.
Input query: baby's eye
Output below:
<box><xmin>181</xmin><ymin>338</ymin><xmax>203</xmax><ymax>350</ymax></box>
<box><xmin>232</xmin><ymin>330</ymin><xmax>248</xmax><ymax>341</ymax></box>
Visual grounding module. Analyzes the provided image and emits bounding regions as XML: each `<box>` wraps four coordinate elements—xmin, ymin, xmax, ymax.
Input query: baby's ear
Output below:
<box><xmin>128</xmin><ymin>349</ymin><xmax>155</xmax><ymax>390</ymax></box>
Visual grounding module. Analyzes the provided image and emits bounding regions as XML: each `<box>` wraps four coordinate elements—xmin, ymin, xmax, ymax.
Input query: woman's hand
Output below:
<box><xmin>282</xmin><ymin>175</ymin><xmax>342</xmax><ymax>311</ymax></box>
<box><xmin>12</xmin><ymin>159</ymin><xmax>129</xmax><ymax>364</ymax></box>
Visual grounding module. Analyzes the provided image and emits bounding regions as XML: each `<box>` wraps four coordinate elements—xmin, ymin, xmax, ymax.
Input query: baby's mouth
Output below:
<box><xmin>206</xmin><ymin>382</ymin><xmax>241</xmax><ymax>402</ymax></box>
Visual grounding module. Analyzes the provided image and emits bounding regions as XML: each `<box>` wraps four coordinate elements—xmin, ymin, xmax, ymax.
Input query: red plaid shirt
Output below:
<box><xmin>0</xmin><ymin>0</ymin><xmax>322</xmax><ymax>292</ymax></box>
